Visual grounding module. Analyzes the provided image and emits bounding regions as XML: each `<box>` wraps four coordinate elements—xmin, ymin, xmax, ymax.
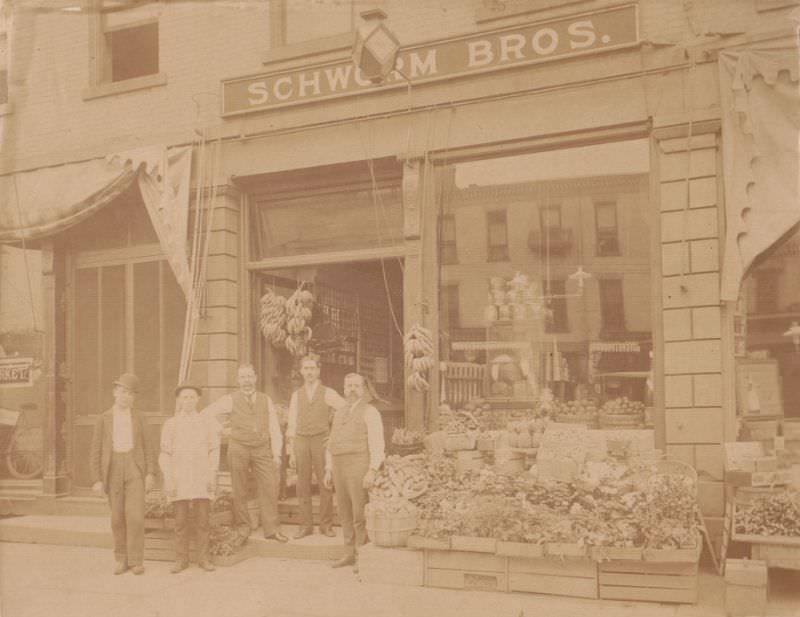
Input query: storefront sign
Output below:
<box><xmin>0</xmin><ymin>357</ymin><xmax>34</xmax><ymax>388</ymax></box>
<box><xmin>589</xmin><ymin>341</ymin><xmax>641</xmax><ymax>353</ymax></box>
<box><xmin>222</xmin><ymin>4</ymin><xmax>639</xmax><ymax>116</ymax></box>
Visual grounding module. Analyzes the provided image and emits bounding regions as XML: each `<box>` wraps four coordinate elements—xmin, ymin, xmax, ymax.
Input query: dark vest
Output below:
<box><xmin>296</xmin><ymin>385</ymin><xmax>331</xmax><ymax>436</ymax></box>
<box><xmin>328</xmin><ymin>400</ymin><xmax>369</xmax><ymax>456</ymax></box>
<box><xmin>229</xmin><ymin>391</ymin><xmax>271</xmax><ymax>447</ymax></box>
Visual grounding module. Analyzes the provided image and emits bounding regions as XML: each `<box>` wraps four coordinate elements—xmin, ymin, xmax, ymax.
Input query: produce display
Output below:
<box><xmin>553</xmin><ymin>399</ymin><xmax>599</xmax><ymax>423</ymax></box>
<box><xmin>404</xmin><ymin>324</ymin><xmax>435</xmax><ymax>392</ymax></box>
<box><xmin>601</xmin><ymin>397</ymin><xmax>645</xmax><ymax>416</ymax></box>
<box><xmin>259</xmin><ymin>285</ymin><xmax>315</xmax><ymax>357</ymax></box>
<box><xmin>410</xmin><ymin>450</ymin><xmax>699</xmax><ymax>551</ymax></box>
<box><xmin>735</xmin><ymin>490</ymin><xmax>800</xmax><ymax>538</ymax></box>
<box><xmin>370</xmin><ymin>454</ymin><xmax>429</xmax><ymax>500</ymax></box>
<box><xmin>506</xmin><ymin>418</ymin><xmax>547</xmax><ymax>449</ymax></box>
<box><xmin>391</xmin><ymin>428</ymin><xmax>425</xmax><ymax>447</ymax></box>
<box><xmin>209</xmin><ymin>524</ymin><xmax>242</xmax><ymax>557</ymax></box>
<box><xmin>365</xmin><ymin>496</ymin><xmax>418</xmax><ymax>517</ymax></box>
<box><xmin>437</xmin><ymin>404</ymin><xmax>480</xmax><ymax>434</ymax></box>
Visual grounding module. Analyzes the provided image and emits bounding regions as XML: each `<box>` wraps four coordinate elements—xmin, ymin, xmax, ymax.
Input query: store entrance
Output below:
<box><xmin>254</xmin><ymin>258</ymin><xmax>405</xmax><ymax>429</ymax></box>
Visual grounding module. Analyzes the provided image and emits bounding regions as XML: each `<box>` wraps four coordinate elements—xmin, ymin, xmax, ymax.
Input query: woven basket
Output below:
<box><xmin>366</xmin><ymin>510</ymin><xmax>418</xmax><ymax>547</ymax></box>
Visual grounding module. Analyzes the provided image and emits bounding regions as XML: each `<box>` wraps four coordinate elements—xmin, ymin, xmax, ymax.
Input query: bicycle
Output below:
<box><xmin>0</xmin><ymin>403</ymin><xmax>44</xmax><ymax>480</ymax></box>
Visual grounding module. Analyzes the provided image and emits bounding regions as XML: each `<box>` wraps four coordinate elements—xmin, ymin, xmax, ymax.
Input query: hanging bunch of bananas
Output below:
<box><xmin>404</xmin><ymin>324</ymin><xmax>434</xmax><ymax>392</ymax></box>
<box><xmin>259</xmin><ymin>289</ymin><xmax>288</xmax><ymax>347</ymax></box>
<box><xmin>283</xmin><ymin>285</ymin><xmax>314</xmax><ymax>357</ymax></box>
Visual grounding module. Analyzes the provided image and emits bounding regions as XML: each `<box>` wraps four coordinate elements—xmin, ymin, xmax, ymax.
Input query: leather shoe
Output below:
<box><xmin>331</xmin><ymin>555</ymin><xmax>356</xmax><ymax>568</ymax></box>
<box><xmin>264</xmin><ymin>532</ymin><xmax>289</xmax><ymax>543</ymax></box>
<box><xmin>130</xmin><ymin>565</ymin><xmax>145</xmax><ymax>575</ymax></box>
<box><xmin>113</xmin><ymin>562</ymin><xmax>128</xmax><ymax>575</ymax></box>
<box><xmin>319</xmin><ymin>527</ymin><xmax>335</xmax><ymax>538</ymax></box>
<box><xmin>170</xmin><ymin>561</ymin><xmax>188</xmax><ymax>574</ymax></box>
<box><xmin>293</xmin><ymin>527</ymin><xmax>313</xmax><ymax>540</ymax></box>
<box><xmin>199</xmin><ymin>561</ymin><xmax>216</xmax><ymax>572</ymax></box>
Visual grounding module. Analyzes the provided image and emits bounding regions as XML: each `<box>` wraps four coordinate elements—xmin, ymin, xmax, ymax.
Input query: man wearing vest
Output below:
<box><xmin>286</xmin><ymin>354</ymin><xmax>346</xmax><ymax>539</ymax></box>
<box><xmin>89</xmin><ymin>373</ymin><xmax>156</xmax><ymax>575</ymax></box>
<box><xmin>323</xmin><ymin>373</ymin><xmax>385</xmax><ymax>571</ymax></box>
<box><xmin>203</xmin><ymin>364</ymin><xmax>288</xmax><ymax>544</ymax></box>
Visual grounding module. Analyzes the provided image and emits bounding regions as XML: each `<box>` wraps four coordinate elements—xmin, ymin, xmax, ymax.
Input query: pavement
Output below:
<box><xmin>1</xmin><ymin>541</ymin><xmax>799</xmax><ymax>617</ymax></box>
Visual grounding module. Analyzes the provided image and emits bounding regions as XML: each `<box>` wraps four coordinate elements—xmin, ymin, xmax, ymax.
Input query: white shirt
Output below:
<box><xmin>159</xmin><ymin>410</ymin><xmax>220</xmax><ymax>501</ymax></box>
<box><xmin>325</xmin><ymin>399</ymin><xmax>386</xmax><ymax>472</ymax></box>
<box><xmin>286</xmin><ymin>382</ymin><xmax>347</xmax><ymax>439</ymax></box>
<box><xmin>112</xmin><ymin>407</ymin><xmax>134</xmax><ymax>453</ymax></box>
<box><xmin>201</xmin><ymin>391</ymin><xmax>283</xmax><ymax>461</ymax></box>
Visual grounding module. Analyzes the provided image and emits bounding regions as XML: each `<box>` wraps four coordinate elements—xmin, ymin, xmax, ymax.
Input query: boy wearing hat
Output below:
<box><xmin>159</xmin><ymin>383</ymin><xmax>220</xmax><ymax>573</ymax></box>
<box><xmin>90</xmin><ymin>373</ymin><xmax>156</xmax><ymax>575</ymax></box>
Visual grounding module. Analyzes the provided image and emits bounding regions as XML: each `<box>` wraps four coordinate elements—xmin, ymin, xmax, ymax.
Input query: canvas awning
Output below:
<box><xmin>719</xmin><ymin>45</ymin><xmax>800</xmax><ymax>301</ymax></box>
<box><xmin>0</xmin><ymin>145</ymin><xmax>193</xmax><ymax>299</ymax></box>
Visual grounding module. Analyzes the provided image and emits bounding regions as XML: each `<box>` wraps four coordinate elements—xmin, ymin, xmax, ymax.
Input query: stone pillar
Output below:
<box><xmin>655</xmin><ymin>127</ymin><xmax>726</xmax><ymax>547</ymax></box>
<box><xmin>190</xmin><ymin>185</ymin><xmax>243</xmax><ymax>404</ymax></box>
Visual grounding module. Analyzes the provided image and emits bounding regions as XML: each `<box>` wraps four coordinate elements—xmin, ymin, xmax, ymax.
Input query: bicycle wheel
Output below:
<box><xmin>6</xmin><ymin>426</ymin><xmax>43</xmax><ymax>479</ymax></box>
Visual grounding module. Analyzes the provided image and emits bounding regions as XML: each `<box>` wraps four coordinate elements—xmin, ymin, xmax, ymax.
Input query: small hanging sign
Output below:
<box><xmin>0</xmin><ymin>357</ymin><xmax>34</xmax><ymax>388</ymax></box>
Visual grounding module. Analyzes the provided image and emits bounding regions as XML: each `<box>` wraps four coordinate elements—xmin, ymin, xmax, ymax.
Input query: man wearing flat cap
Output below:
<box><xmin>160</xmin><ymin>383</ymin><xmax>220</xmax><ymax>573</ymax></box>
<box><xmin>90</xmin><ymin>373</ymin><xmax>156</xmax><ymax>575</ymax></box>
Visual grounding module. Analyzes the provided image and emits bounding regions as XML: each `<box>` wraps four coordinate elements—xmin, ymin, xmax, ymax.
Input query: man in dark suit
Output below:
<box><xmin>90</xmin><ymin>373</ymin><xmax>156</xmax><ymax>575</ymax></box>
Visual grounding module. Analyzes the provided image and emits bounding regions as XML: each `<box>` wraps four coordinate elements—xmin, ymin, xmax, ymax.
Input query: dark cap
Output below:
<box><xmin>113</xmin><ymin>373</ymin><xmax>140</xmax><ymax>393</ymax></box>
<box><xmin>174</xmin><ymin>383</ymin><xmax>202</xmax><ymax>397</ymax></box>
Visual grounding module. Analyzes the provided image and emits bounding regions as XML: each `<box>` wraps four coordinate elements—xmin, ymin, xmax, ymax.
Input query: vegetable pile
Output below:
<box><xmin>391</xmin><ymin>428</ymin><xmax>425</xmax><ymax>447</ymax></box>
<box><xmin>601</xmin><ymin>397</ymin><xmax>645</xmax><ymax>416</ymax></box>
<box><xmin>735</xmin><ymin>490</ymin><xmax>800</xmax><ymax>538</ymax></box>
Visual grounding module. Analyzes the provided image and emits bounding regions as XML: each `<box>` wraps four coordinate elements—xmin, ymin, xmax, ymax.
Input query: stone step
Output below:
<box><xmin>0</xmin><ymin>514</ymin><xmax>345</xmax><ymax>562</ymax></box>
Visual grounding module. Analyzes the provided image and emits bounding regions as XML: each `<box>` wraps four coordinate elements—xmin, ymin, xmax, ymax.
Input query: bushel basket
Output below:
<box><xmin>366</xmin><ymin>510</ymin><xmax>418</xmax><ymax>547</ymax></box>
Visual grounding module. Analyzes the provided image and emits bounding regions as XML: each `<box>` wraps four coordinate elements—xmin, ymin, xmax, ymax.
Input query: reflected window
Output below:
<box><xmin>440</xmin><ymin>214</ymin><xmax>458</xmax><ymax>265</ymax></box>
<box><xmin>487</xmin><ymin>210</ymin><xmax>509</xmax><ymax>262</ymax></box>
<box><xmin>595</xmin><ymin>201</ymin><xmax>620</xmax><ymax>256</ymax></box>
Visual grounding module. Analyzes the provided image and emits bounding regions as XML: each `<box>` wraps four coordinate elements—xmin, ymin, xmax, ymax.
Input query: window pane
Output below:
<box><xmin>437</xmin><ymin>140</ymin><xmax>651</xmax><ymax>407</ymax></box>
<box><xmin>161</xmin><ymin>262</ymin><xmax>186</xmax><ymax>410</ymax></box>
<box><xmin>252</xmin><ymin>185</ymin><xmax>402</xmax><ymax>259</ymax></box>
<box><xmin>74</xmin><ymin>268</ymin><xmax>99</xmax><ymax>415</ymax></box>
<box><xmin>133</xmin><ymin>261</ymin><xmax>160</xmax><ymax>412</ymax></box>
<box><xmin>108</xmin><ymin>22</ymin><xmax>158</xmax><ymax>82</ymax></box>
<box><xmin>286</xmin><ymin>1</ymin><xmax>352</xmax><ymax>44</ymax></box>
<box><xmin>100</xmin><ymin>265</ymin><xmax>126</xmax><ymax>409</ymax></box>
<box><xmin>596</xmin><ymin>202</ymin><xmax>617</xmax><ymax>229</ymax></box>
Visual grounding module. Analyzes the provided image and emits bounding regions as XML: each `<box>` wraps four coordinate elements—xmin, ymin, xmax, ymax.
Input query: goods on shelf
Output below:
<box><xmin>553</xmin><ymin>399</ymin><xmax>600</xmax><ymax>427</ymax></box>
<box><xmin>599</xmin><ymin>397</ymin><xmax>645</xmax><ymax>429</ymax></box>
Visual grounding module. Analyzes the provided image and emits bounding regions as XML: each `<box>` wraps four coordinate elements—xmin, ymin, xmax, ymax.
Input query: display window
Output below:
<box><xmin>436</xmin><ymin>140</ymin><xmax>654</xmax><ymax>426</ymax></box>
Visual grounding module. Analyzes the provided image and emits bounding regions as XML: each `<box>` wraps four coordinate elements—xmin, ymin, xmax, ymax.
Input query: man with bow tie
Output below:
<box><xmin>203</xmin><ymin>364</ymin><xmax>288</xmax><ymax>544</ymax></box>
<box><xmin>323</xmin><ymin>373</ymin><xmax>385</xmax><ymax>572</ymax></box>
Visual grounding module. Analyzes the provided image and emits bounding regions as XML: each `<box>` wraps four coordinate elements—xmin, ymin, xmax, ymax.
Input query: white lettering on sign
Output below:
<box><xmin>222</xmin><ymin>5</ymin><xmax>638</xmax><ymax>115</ymax></box>
<box><xmin>468</xmin><ymin>39</ymin><xmax>494</xmax><ymax>67</ymax></box>
<box><xmin>499</xmin><ymin>34</ymin><xmax>526</xmax><ymax>62</ymax></box>
<box><xmin>531</xmin><ymin>28</ymin><xmax>559</xmax><ymax>55</ymax></box>
<box><xmin>298</xmin><ymin>70</ymin><xmax>321</xmax><ymax>97</ymax></box>
<box><xmin>568</xmin><ymin>20</ymin><xmax>597</xmax><ymax>49</ymax></box>
<box><xmin>247</xmin><ymin>81</ymin><xmax>269</xmax><ymax>105</ymax></box>
<box><xmin>410</xmin><ymin>49</ymin><xmax>438</xmax><ymax>78</ymax></box>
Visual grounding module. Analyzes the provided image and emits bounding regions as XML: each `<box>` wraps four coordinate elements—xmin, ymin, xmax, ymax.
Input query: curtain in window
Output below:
<box><xmin>719</xmin><ymin>46</ymin><xmax>800</xmax><ymax>301</ymax></box>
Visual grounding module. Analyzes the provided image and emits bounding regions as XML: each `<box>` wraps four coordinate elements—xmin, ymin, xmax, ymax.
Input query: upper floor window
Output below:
<box><xmin>100</xmin><ymin>1</ymin><xmax>159</xmax><ymax>83</ymax></box>
<box><xmin>595</xmin><ymin>201</ymin><xmax>620</xmax><ymax>256</ymax></box>
<box><xmin>272</xmin><ymin>0</ymin><xmax>354</xmax><ymax>47</ymax></box>
<box><xmin>487</xmin><ymin>210</ymin><xmax>509</xmax><ymax>262</ymax></box>
<box><xmin>540</xmin><ymin>205</ymin><xmax>562</xmax><ymax>232</ymax></box>
<box><xmin>440</xmin><ymin>214</ymin><xmax>458</xmax><ymax>265</ymax></box>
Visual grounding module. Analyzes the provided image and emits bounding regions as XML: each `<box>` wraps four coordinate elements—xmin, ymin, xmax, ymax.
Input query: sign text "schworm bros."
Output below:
<box><xmin>221</xmin><ymin>4</ymin><xmax>638</xmax><ymax>116</ymax></box>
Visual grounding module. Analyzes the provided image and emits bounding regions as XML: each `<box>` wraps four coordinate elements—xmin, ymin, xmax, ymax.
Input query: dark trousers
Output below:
<box><xmin>295</xmin><ymin>433</ymin><xmax>333</xmax><ymax>531</ymax></box>
<box><xmin>228</xmin><ymin>440</ymin><xmax>280</xmax><ymax>538</ymax></box>
<box><xmin>108</xmin><ymin>452</ymin><xmax>145</xmax><ymax>566</ymax></box>
<box><xmin>332</xmin><ymin>451</ymin><xmax>370</xmax><ymax>559</ymax></box>
<box><xmin>173</xmin><ymin>499</ymin><xmax>210</xmax><ymax>564</ymax></box>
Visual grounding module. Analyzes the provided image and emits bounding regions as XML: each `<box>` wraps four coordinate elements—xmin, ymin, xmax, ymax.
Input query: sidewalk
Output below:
<box><xmin>1</xmin><ymin>542</ymin><xmax>798</xmax><ymax>617</ymax></box>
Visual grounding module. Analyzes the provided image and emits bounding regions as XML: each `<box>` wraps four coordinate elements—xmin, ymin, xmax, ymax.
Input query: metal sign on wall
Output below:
<box><xmin>0</xmin><ymin>357</ymin><xmax>34</xmax><ymax>388</ymax></box>
<box><xmin>222</xmin><ymin>4</ymin><xmax>639</xmax><ymax>116</ymax></box>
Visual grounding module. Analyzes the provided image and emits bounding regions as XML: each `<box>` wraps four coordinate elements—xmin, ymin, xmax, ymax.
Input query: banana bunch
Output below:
<box><xmin>259</xmin><ymin>290</ymin><xmax>287</xmax><ymax>346</ymax></box>
<box><xmin>283</xmin><ymin>286</ymin><xmax>314</xmax><ymax>357</ymax></box>
<box><xmin>404</xmin><ymin>324</ymin><xmax>434</xmax><ymax>392</ymax></box>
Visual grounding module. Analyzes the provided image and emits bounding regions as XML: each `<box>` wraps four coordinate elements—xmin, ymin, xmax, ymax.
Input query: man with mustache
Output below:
<box><xmin>323</xmin><ymin>373</ymin><xmax>385</xmax><ymax>572</ymax></box>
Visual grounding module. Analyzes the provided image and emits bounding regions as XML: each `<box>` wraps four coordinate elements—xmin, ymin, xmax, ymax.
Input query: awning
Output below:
<box><xmin>719</xmin><ymin>45</ymin><xmax>800</xmax><ymax>301</ymax></box>
<box><xmin>0</xmin><ymin>145</ymin><xmax>193</xmax><ymax>299</ymax></box>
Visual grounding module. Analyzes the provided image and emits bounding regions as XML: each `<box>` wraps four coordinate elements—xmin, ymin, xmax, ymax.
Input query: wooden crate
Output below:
<box><xmin>545</xmin><ymin>542</ymin><xmax>586</xmax><ymax>558</ymax></box>
<box><xmin>496</xmin><ymin>541</ymin><xmax>544</xmax><ymax>559</ymax></box>
<box><xmin>751</xmin><ymin>543</ymin><xmax>800</xmax><ymax>570</ymax></box>
<box><xmin>590</xmin><ymin>546</ymin><xmax>643</xmax><ymax>562</ymax></box>
<box><xmin>407</xmin><ymin>535</ymin><xmax>450</xmax><ymax>550</ymax></box>
<box><xmin>426</xmin><ymin>549</ymin><xmax>506</xmax><ymax>572</ymax></box>
<box><xmin>144</xmin><ymin>530</ymin><xmax>197</xmax><ymax>562</ymax></box>
<box><xmin>425</xmin><ymin>548</ymin><xmax>507</xmax><ymax>591</ymax></box>
<box><xmin>508</xmin><ymin>556</ymin><xmax>598</xmax><ymax>599</ymax></box>
<box><xmin>725</xmin><ymin>559</ymin><xmax>768</xmax><ymax>617</ymax></box>
<box><xmin>450</xmin><ymin>536</ymin><xmax>497</xmax><ymax>553</ymax></box>
<box><xmin>358</xmin><ymin>544</ymin><xmax>424</xmax><ymax>586</ymax></box>
<box><xmin>598</xmin><ymin>559</ymin><xmax>698</xmax><ymax>604</ymax></box>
